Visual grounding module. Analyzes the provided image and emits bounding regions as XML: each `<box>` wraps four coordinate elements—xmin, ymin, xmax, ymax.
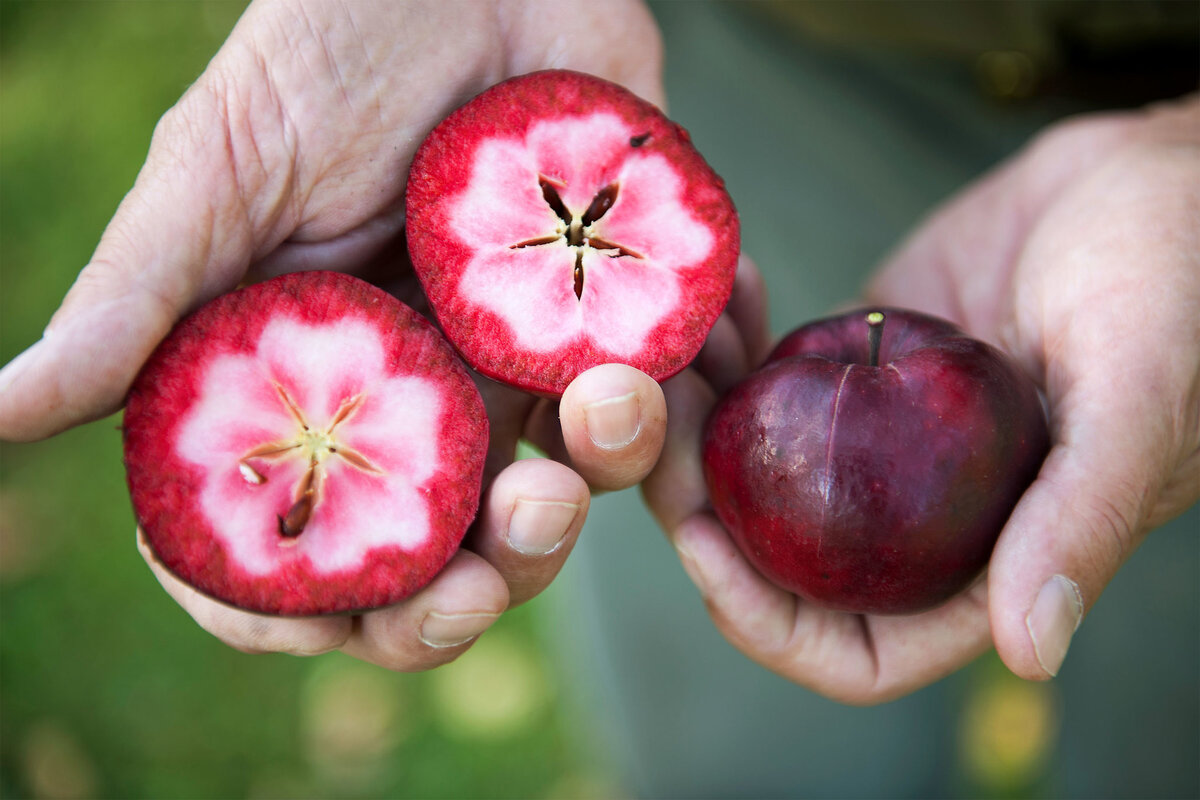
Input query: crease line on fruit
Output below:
<box><xmin>819</xmin><ymin>364</ymin><xmax>855</xmax><ymax>559</ymax></box>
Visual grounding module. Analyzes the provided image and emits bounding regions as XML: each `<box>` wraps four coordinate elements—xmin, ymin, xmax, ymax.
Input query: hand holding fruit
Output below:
<box><xmin>704</xmin><ymin>308</ymin><xmax>1050</xmax><ymax>616</ymax></box>
<box><xmin>646</xmin><ymin>95</ymin><xmax>1200</xmax><ymax>704</ymax></box>
<box><xmin>0</xmin><ymin>0</ymin><xmax>674</xmax><ymax>668</ymax></box>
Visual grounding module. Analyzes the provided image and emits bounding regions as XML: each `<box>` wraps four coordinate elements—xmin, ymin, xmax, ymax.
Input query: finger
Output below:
<box><xmin>339</xmin><ymin>549</ymin><xmax>508</xmax><ymax>672</ymax></box>
<box><xmin>671</xmin><ymin>513</ymin><xmax>799</xmax><ymax>666</ymax></box>
<box><xmin>694</xmin><ymin>314</ymin><xmax>749</xmax><ymax>397</ymax></box>
<box><xmin>466</xmin><ymin>457</ymin><xmax>589</xmax><ymax>606</ymax></box>
<box><xmin>856</xmin><ymin>581</ymin><xmax>993</xmax><ymax>702</ymax></box>
<box><xmin>138</xmin><ymin>529</ymin><xmax>352</xmax><ymax>656</ymax></box>
<box><xmin>558</xmin><ymin>363</ymin><xmax>667</xmax><ymax>492</ymax></box>
<box><xmin>476</xmin><ymin>378</ymin><xmax>539</xmax><ymax>484</ymax></box>
<box><xmin>0</xmin><ymin>78</ymin><xmax>288</xmax><ymax>441</ymax></box>
<box><xmin>673</xmin><ymin>514</ymin><xmax>993</xmax><ymax>705</ymax></box>
<box><xmin>725</xmin><ymin>254</ymin><xmax>772</xmax><ymax>367</ymax></box>
<box><xmin>521</xmin><ymin>396</ymin><xmax>571</xmax><ymax>465</ymax></box>
<box><xmin>641</xmin><ymin>368</ymin><xmax>716</xmax><ymax>532</ymax></box>
<box><xmin>987</xmin><ymin>423</ymin><xmax>1176</xmax><ymax>681</ymax></box>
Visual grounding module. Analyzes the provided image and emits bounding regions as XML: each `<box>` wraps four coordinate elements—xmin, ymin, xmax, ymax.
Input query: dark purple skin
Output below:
<box><xmin>702</xmin><ymin>308</ymin><xmax>1050</xmax><ymax>615</ymax></box>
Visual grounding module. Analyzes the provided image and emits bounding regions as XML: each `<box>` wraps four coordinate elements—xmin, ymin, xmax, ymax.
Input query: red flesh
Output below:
<box><xmin>406</xmin><ymin>69</ymin><xmax>740</xmax><ymax>396</ymax></box>
<box><xmin>124</xmin><ymin>272</ymin><xmax>488</xmax><ymax>616</ymax></box>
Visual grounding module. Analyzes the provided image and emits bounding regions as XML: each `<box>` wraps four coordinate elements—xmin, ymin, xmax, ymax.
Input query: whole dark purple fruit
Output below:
<box><xmin>702</xmin><ymin>308</ymin><xmax>1049</xmax><ymax>615</ymax></box>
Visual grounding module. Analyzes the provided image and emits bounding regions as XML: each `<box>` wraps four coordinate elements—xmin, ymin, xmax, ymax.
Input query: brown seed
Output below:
<box><xmin>509</xmin><ymin>236</ymin><xmax>562</xmax><ymax>249</ymax></box>
<box><xmin>581</xmin><ymin>184</ymin><xmax>619</xmax><ymax>226</ymax></box>
<box><xmin>280</xmin><ymin>490</ymin><xmax>314</xmax><ymax>537</ymax></box>
<box><xmin>538</xmin><ymin>176</ymin><xmax>571</xmax><ymax>226</ymax></box>
<box><xmin>586</xmin><ymin>237</ymin><xmax>642</xmax><ymax>259</ymax></box>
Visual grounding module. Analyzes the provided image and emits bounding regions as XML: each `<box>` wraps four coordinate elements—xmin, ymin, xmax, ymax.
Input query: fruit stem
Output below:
<box><xmin>866</xmin><ymin>311</ymin><xmax>885</xmax><ymax>367</ymax></box>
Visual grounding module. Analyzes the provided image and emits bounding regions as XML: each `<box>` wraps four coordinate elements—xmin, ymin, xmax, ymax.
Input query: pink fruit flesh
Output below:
<box><xmin>124</xmin><ymin>272</ymin><xmax>488</xmax><ymax>616</ymax></box>
<box><xmin>703</xmin><ymin>308</ymin><xmax>1049</xmax><ymax>615</ymax></box>
<box><xmin>406</xmin><ymin>69</ymin><xmax>740</xmax><ymax>397</ymax></box>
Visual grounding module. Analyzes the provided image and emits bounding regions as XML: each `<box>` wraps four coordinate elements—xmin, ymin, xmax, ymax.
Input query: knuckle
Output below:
<box><xmin>1025</xmin><ymin>109</ymin><xmax>1136</xmax><ymax>166</ymax></box>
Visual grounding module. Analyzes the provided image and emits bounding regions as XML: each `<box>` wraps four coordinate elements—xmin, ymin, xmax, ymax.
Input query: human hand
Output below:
<box><xmin>644</xmin><ymin>95</ymin><xmax>1199</xmax><ymax>704</ymax></box>
<box><xmin>0</xmin><ymin>0</ymin><xmax>669</xmax><ymax>668</ymax></box>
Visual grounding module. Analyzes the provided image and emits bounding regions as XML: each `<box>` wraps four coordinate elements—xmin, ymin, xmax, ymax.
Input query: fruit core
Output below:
<box><xmin>236</xmin><ymin>383</ymin><xmax>383</xmax><ymax>541</ymax></box>
<box><xmin>168</xmin><ymin>315</ymin><xmax>445</xmax><ymax>578</ymax></box>
<box><xmin>511</xmin><ymin>176</ymin><xmax>645</xmax><ymax>300</ymax></box>
<box><xmin>448</xmin><ymin>111</ymin><xmax>717</xmax><ymax>358</ymax></box>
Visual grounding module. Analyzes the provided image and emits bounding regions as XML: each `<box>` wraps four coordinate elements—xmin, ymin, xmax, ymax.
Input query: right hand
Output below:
<box><xmin>644</xmin><ymin>97</ymin><xmax>1200</xmax><ymax>704</ymax></box>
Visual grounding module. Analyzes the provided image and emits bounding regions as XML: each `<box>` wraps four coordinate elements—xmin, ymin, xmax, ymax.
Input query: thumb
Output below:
<box><xmin>988</xmin><ymin>138</ymin><xmax>1200</xmax><ymax>680</ymax></box>
<box><xmin>0</xmin><ymin>76</ymin><xmax>287</xmax><ymax>441</ymax></box>
<box><xmin>558</xmin><ymin>363</ymin><xmax>667</xmax><ymax>492</ymax></box>
<box><xmin>988</xmin><ymin>386</ymin><xmax>1186</xmax><ymax>680</ymax></box>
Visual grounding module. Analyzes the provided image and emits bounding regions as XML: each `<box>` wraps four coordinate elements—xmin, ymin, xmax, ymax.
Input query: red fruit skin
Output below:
<box><xmin>702</xmin><ymin>308</ymin><xmax>1049</xmax><ymax>615</ymax></box>
<box><xmin>123</xmin><ymin>272</ymin><xmax>489</xmax><ymax>616</ymax></box>
<box><xmin>406</xmin><ymin>69</ymin><xmax>740</xmax><ymax>397</ymax></box>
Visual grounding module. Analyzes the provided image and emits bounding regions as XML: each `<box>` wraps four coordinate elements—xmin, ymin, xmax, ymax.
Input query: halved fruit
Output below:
<box><xmin>124</xmin><ymin>271</ymin><xmax>488</xmax><ymax>616</ymax></box>
<box><xmin>406</xmin><ymin>69</ymin><xmax>740</xmax><ymax>396</ymax></box>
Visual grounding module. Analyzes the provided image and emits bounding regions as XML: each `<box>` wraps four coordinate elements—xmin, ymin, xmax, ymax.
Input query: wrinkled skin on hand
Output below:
<box><xmin>0</xmin><ymin>0</ymin><xmax>671</xmax><ymax>670</ymax></box>
<box><xmin>645</xmin><ymin>95</ymin><xmax>1200</xmax><ymax>704</ymax></box>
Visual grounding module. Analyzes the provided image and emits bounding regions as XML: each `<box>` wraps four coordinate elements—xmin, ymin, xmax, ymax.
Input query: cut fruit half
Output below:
<box><xmin>123</xmin><ymin>271</ymin><xmax>488</xmax><ymax>616</ymax></box>
<box><xmin>406</xmin><ymin>69</ymin><xmax>740</xmax><ymax>397</ymax></box>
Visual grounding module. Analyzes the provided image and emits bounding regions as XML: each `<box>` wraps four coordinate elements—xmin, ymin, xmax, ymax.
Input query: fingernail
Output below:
<box><xmin>1025</xmin><ymin>574</ymin><xmax>1083</xmax><ymax>677</ymax></box>
<box><xmin>583</xmin><ymin>391</ymin><xmax>640</xmax><ymax>449</ymax></box>
<box><xmin>507</xmin><ymin>498</ymin><xmax>579</xmax><ymax>556</ymax></box>
<box><xmin>0</xmin><ymin>337</ymin><xmax>47</xmax><ymax>395</ymax></box>
<box><xmin>419</xmin><ymin>611</ymin><xmax>499</xmax><ymax>649</ymax></box>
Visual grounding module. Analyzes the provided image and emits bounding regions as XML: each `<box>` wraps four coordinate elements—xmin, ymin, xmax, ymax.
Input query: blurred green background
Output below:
<box><xmin>1</xmin><ymin>2</ymin><xmax>1196</xmax><ymax>799</ymax></box>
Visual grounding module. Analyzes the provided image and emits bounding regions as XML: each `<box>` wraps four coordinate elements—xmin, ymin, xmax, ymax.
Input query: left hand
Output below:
<box><xmin>0</xmin><ymin>0</ymin><xmax>670</xmax><ymax>669</ymax></box>
<box><xmin>644</xmin><ymin>94</ymin><xmax>1200</xmax><ymax>704</ymax></box>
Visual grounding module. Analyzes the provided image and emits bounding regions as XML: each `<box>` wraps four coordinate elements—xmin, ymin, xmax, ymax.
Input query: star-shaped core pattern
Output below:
<box><xmin>237</xmin><ymin>383</ymin><xmax>383</xmax><ymax>540</ymax></box>
<box><xmin>510</xmin><ymin>177</ymin><xmax>644</xmax><ymax>300</ymax></box>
